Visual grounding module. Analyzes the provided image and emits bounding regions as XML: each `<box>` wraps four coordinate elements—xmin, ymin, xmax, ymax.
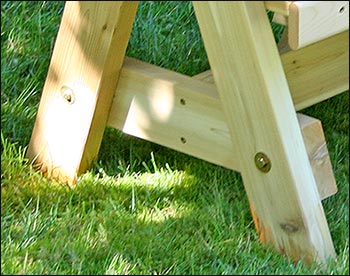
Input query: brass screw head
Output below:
<box><xmin>254</xmin><ymin>152</ymin><xmax>271</xmax><ymax>173</ymax></box>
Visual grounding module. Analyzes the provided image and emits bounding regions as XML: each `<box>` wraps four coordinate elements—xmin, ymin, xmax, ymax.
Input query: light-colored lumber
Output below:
<box><xmin>264</xmin><ymin>1</ymin><xmax>291</xmax><ymax>16</ymax></box>
<box><xmin>283</xmin><ymin>30</ymin><xmax>349</xmax><ymax>110</ymax></box>
<box><xmin>272</xmin><ymin>13</ymin><xmax>288</xmax><ymax>25</ymax></box>
<box><xmin>297</xmin><ymin>114</ymin><xmax>338</xmax><ymax>199</ymax></box>
<box><xmin>192</xmin><ymin>30</ymin><xmax>349</xmax><ymax>111</ymax></box>
<box><xmin>193</xmin><ymin>65</ymin><xmax>338</xmax><ymax>200</ymax></box>
<box><xmin>107</xmin><ymin>57</ymin><xmax>337</xmax><ymax>200</ymax></box>
<box><xmin>107</xmin><ymin>58</ymin><xmax>235</xmax><ymax>171</ymax></box>
<box><xmin>26</xmin><ymin>1</ymin><xmax>138</xmax><ymax>185</ymax></box>
<box><xmin>192</xmin><ymin>1</ymin><xmax>334</xmax><ymax>264</ymax></box>
<box><xmin>288</xmin><ymin>1</ymin><xmax>349</xmax><ymax>49</ymax></box>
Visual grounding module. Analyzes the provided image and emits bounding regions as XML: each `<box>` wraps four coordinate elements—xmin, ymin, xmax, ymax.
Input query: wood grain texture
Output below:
<box><xmin>298</xmin><ymin>114</ymin><xmax>338</xmax><ymax>199</ymax></box>
<box><xmin>288</xmin><ymin>1</ymin><xmax>349</xmax><ymax>49</ymax></box>
<box><xmin>282</xmin><ymin>31</ymin><xmax>349</xmax><ymax>110</ymax></box>
<box><xmin>192</xmin><ymin>31</ymin><xmax>349</xmax><ymax>111</ymax></box>
<box><xmin>193</xmin><ymin>67</ymin><xmax>338</xmax><ymax>201</ymax></box>
<box><xmin>108</xmin><ymin>57</ymin><xmax>237</xmax><ymax>170</ymax></box>
<box><xmin>26</xmin><ymin>1</ymin><xmax>138</xmax><ymax>185</ymax></box>
<box><xmin>272</xmin><ymin>13</ymin><xmax>288</xmax><ymax>25</ymax></box>
<box><xmin>108</xmin><ymin>57</ymin><xmax>337</xmax><ymax>200</ymax></box>
<box><xmin>264</xmin><ymin>1</ymin><xmax>292</xmax><ymax>16</ymax></box>
<box><xmin>193</xmin><ymin>1</ymin><xmax>335</xmax><ymax>264</ymax></box>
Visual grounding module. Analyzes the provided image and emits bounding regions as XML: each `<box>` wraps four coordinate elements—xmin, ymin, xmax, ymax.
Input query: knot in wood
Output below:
<box><xmin>280</xmin><ymin>223</ymin><xmax>299</xmax><ymax>233</ymax></box>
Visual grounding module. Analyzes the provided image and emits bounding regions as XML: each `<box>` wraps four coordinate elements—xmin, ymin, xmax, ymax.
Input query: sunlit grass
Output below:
<box><xmin>1</xmin><ymin>1</ymin><xmax>349</xmax><ymax>275</ymax></box>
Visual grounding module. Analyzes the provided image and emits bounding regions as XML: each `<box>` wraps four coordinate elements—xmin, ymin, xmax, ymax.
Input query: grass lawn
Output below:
<box><xmin>1</xmin><ymin>1</ymin><xmax>349</xmax><ymax>275</ymax></box>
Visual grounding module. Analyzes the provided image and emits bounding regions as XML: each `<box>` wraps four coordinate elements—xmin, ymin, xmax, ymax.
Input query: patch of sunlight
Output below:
<box><xmin>148</xmin><ymin>79</ymin><xmax>175</xmax><ymax>123</ymax></box>
<box><xmin>137</xmin><ymin>204</ymin><xmax>193</xmax><ymax>224</ymax></box>
<box><xmin>138</xmin><ymin>169</ymin><xmax>185</xmax><ymax>188</ymax></box>
<box><xmin>130</xmin><ymin>168</ymin><xmax>196</xmax><ymax>222</ymax></box>
<box><xmin>105</xmin><ymin>252</ymin><xmax>137</xmax><ymax>275</ymax></box>
<box><xmin>122</xmin><ymin>78</ymin><xmax>175</xmax><ymax>140</ymax></box>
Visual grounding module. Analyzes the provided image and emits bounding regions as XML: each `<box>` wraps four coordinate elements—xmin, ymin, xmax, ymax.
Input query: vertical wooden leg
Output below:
<box><xmin>193</xmin><ymin>1</ymin><xmax>335</xmax><ymax>264</ymax></box>
<box><xmin>26</xmin><ymin>1</ymin><xmax>139</xmax><ymax>185</ymax></box>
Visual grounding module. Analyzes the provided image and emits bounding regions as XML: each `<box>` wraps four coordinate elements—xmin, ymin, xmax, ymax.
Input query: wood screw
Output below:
<box><xmin>61</xmin><ymin>86</ymin><xmax>75</xmax><ymax>104</ymax></box>
<box><xmin>254</xmin><ymin>152</ymin><xmax>271</xmax><ymax>173</ymax></box>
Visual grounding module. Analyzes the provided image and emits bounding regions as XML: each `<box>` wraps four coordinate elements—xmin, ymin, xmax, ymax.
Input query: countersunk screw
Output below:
<box><xmin>254</xmin><ymin>152</ymin><xmax>271</xmax><ymax>173</ymax></box>
<box><xmin>61</xmin><ymin>86</ymin><xmax>75</xmax><ymax>104</ymax></box>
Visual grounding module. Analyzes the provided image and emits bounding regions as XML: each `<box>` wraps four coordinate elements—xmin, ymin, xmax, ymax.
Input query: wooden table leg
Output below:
<box><xmin>26</xmin><ymin>1</ymin><xmax>139</xmax><ymax>185</ymax></box>
<box><xmin>193</xmin><ymin>1</ymin><xmax>335</xmax><ymax>264</ymax></box>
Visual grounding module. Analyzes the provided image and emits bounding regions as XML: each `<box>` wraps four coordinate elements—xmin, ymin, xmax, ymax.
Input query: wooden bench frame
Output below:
<box><xmin>26</xmin><ymin>1</ymin><xmax>349</xmax><ymax>265</ymax></box>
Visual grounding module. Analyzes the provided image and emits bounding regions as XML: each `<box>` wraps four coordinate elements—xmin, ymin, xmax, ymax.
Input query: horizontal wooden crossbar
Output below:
<box><xmin>108</xmin><ymin>57</ymin><xmax>233</xmax><ymax>170</ymax></box>
<box><xmin>25</xmin><ymin>1</ymin><xmax>342</xmax><ymax>265</ymax></box>
<box><xmin>194</xmin><ymin>31</ymin><xmax>349</xmax><ymax>110</ymax></box>
<box><xmin>288</xmin><ymin>1</ymin><xmax>349</xmax><ymax>49</ymax></box>
<box><xmin>106</xmin><ymin>18</ymin><xmax>347</xmax><ymax>201</ymax></box>
<box><xmin>266</xmin><ymin>1</ymin><xmax>349</xmax><ymax>49</ymax></box>
<box><xmin>107</xmin><ymin>57</ymin><xmax>338</xmax><ymax>199</ymax></box>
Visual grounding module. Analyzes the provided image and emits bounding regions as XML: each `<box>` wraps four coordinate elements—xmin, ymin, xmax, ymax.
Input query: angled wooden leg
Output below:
<box><xmin>26</xmin><ymin>1</ymin><xmax>139</xmax><ymax>185</ymax></box>
<box><xmin>193</xmin><ymin>1</ymin><xmax>335</xmax><ymax>264</ymax></box>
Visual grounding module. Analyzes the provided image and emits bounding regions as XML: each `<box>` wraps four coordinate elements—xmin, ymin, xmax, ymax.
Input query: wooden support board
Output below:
<box><xmin>107</xmin><ymin>57</ymin><xmax>337</xmax><ymax>200</ymax></box>
<box><xmin>266</xmin><ymin>1</ymin><xmax>349</xmax><ymax>50</ymax></box>
<box><xmin>288</xmin><ymin>1</ymin><xmax>349</xmax><ymax>50</ymax></box>
<box><xmin>25</xmin><ymin>0</ymin><xmax>343</xmax><ymax>266</ymax></box>
<box><xmin>26</xmin><ymin>1</ymin><xmax>139</xmax><ymax>185</ymax></box>
<box><xmin>265</xmin><ymin>1</ymin><xmax>291</xmax><ymax>16</ymax></box>
<box><xmin>194</xmin><ymin>31</ymin><xmax>349</xmax><ymax>111</ymax></box>
<box><xmin>297</xmin><ymin>114</ymin><xmax>338</xmax><ymax>199</ymax></box>
<box><xmin>192</xmin><ymin>1</ymin><xmax>334</xmax><ymax>264</ymax></box>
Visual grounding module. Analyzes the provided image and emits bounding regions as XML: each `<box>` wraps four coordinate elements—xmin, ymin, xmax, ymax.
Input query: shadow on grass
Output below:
<box><xmin>1</xmin><ymin>1</ymin><xmax>348</xmax><ymax>274</ymax></box>
<box><xmin>2</xmin><ymin>92</ymin><xmax>349</xmax><ymax>274</ymax></box>
<box><xmin>2</xmin><ymin>105</ymin><xmax>348</xmax><ymax>274</ymax></box>
<box><xmin>3</xmin><ymin>128</ymin><xmax>267</xmax><ymax>274</ymax></box>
